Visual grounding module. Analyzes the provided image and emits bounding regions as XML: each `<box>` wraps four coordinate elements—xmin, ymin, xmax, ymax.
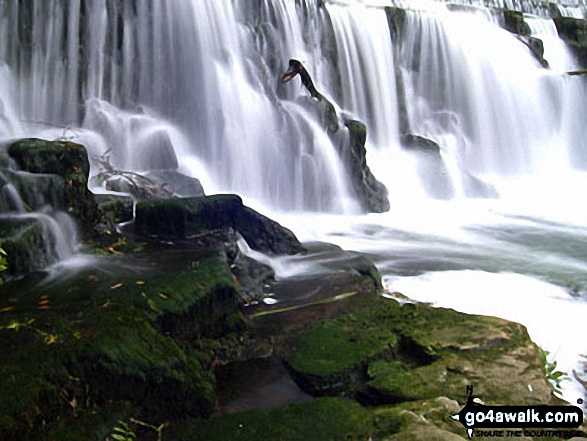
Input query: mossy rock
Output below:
<box><xmin>284</xmin><ymin>296</ymin><xmax>553</xmax><ymax>407</ymax></box>
<box><xmin>0</xmin><ymin>215</ymin><xmax>59</xmax><ymax>276</ymax></box>
<box><xmin>385</xmin><ymin>7</ymin><xmax>407</xmax><ymax>41</ymax></box>
<box><xmin>502</xmin><ymin>10</ymin><xmax>531</xmax><ymax>36</ymax></box>
<box><xmin>167</xmin><ymin>397</ymin><xmax>376</xmax><ymax>441</ymax></box>
<box><xmin>553</xmin><ymin>16</ymin><xmax>587</xmax><ymax>68</ymax></box>
<box><xmin>7</xmin><ymin>138</ymin><xmax>98</xmax><ymax>235</ymax></box>
<box><xmin>93</xmin><ymin>194</ymin><xmax>134</xmax><ymax>233</ymax></box>
<box><xmin>135</xmin><ymin>194</ymin><xmax>304</xmax><ymax>255</ymax></box>
<box><xmin>0</xmin><ymin>241</ymin><xmax>247</xmax><ymax>439</ymax></box>
<box><xmin>0</xmin><ymin>169</ymin><xmax>65</xmax><ymax>213</ymax></box>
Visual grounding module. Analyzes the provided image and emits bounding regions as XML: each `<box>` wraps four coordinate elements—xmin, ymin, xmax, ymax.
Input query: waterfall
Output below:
<box><xmin>2</xmin><ymin>0</ymin><xmax>586</xmax><ymax>211</ymax></box>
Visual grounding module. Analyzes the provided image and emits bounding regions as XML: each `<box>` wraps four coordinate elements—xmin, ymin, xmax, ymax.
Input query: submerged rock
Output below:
<box><xmin>144</xmin><ymin>170</ymin><xmax>205</xmax><ymax>197</ymax></box>
<box><xmin>135</xmin><ymin>194</ymin><xmax>304</xmax><ymax>255</ymax></box>
<box><xmin>400</xmin><ymin>134</ymin><xmax>455</xmax><ymax>200</ymax></box>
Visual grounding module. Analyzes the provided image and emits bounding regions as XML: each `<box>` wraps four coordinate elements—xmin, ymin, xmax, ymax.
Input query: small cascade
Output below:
<box><xmin>0</xmin><ymin>152</ymin><xmax>79</xmax><ymax>277</ymax></box>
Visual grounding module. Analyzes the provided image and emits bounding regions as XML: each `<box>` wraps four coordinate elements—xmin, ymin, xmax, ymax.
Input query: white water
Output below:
<box><xmin>1</xmin><ymin>0</ymin><xmax>587</xmax><ymax>406</ymax></box>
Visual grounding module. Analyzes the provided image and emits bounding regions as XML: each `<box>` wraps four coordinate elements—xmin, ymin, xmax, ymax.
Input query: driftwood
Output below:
<box><xmin>91</xmin><ymin>149</ymin><xmax>174</xmax><ymax>200</ymax></box>
<box><xmin>566</xmin><ymin>69</ymin><xmax>587</xmax><ymax>76</ymax></box>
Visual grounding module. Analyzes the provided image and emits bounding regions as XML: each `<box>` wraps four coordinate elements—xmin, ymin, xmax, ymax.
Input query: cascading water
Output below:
<box><xmin>1</xmin><ymin>0</ymin><xmax>587</xmax><ymax>406</ymax></box>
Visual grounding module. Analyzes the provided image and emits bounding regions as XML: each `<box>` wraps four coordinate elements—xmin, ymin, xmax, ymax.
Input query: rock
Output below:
<box><xmin>0</xmin><ymin>169</ymin><xmax>65</xmax><ymax>213</ymax></box>
<box><xmin>400</xmin><ymin>134</ymin><xmax>455</xmax><ymax>199</ymax></box>
<box><xmin>385</xmin><ymin>7</ymin><xmax>407</xmax><ymax>42</ymax></box>
<box><xmin>517</xmin><ymin>36</ymin><xmax>549</xmax><ymax>68</ymax></box>
<box><xmin>401</xmin><ymin>134</ymin><xmax>441</xmax><ymax>154</ymax></box>
<box><xmin>501</xmin><ymin>10</ymin><xmax>531</xmax><ymax>37</ymax></box>
<box><xmin>284</xmin><ymin>295</ymin><xmax>554</xmax><ymax>408</ymax></box>
<box><xmin>343</xmin><ymin>119</ymin><xmax>390</xmax><ymax>213</ymax></box>
<box><xmin>281</xmin><ymin>60</ymin><xmax>389</xmax><ymax>213</ymax></box>
<box><xmin>93</xmin><ymin>194</ymin><xmax>134</xmax><ymax>232</ymax></box>
<box><xmin>0</xmin><ymin>215</ymin><xmax>61</xmax><ymax>276</ymax></box>
<box><xmin>0</xmin><ymin>239</ymin><xmax>246</xmax><ymax>439</ymax></box>
<box><xmin>7</xmin><ymin>138</ymin><xmax>98</xmax><ymax>235</ymax></box>
<box><xmin>553</xmin><ymin>17</ymin><xmax>587</xmax><ymax>68</ymax></box>
<box><xmin>137</xmin><ymin>128</ymin><xmax>179</xmax><ymax>171</ymax></box>
<box><xmin>230</xmin><ymin>253</ymin><xmax>275</xmax><ymax>303</ymax></box>
<box><xmin>135</xmin><ymin>194</ymin><xmax>304</xmax><ymax>255</ymax></box>
<box><xmin>145</xmin><ymin>170</ymin><xmax>205</xmax><ymax>197</ymax></box>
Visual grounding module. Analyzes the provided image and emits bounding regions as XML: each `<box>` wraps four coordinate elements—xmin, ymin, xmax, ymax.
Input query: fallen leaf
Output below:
<box><xmin>135</xmin><ymin>280</ymin><xmax>146</xmax><ymax>285</ymax></box>
<box><xmin>37</xmin><ymin>305</ymin><xmax>52</xmax><ymax>310</ymax></box>
<box><xmin>0</xmin><ymin>306</ymin><xmax>14</xmax><ymax>313</ymax></box>
<box><xmin>110</xmin><ymin>283</ymin><xmax>123</xmax><ymax>290</ymax></box>
<box><xmin>38</xmin><ymin>299</ymin><xmax>50</xmax><ymax>306</ymax></box>
<box><xmin>158</xmin><ymin>293</ymin><xmax>169</xmax><ymax>299</ymax></box>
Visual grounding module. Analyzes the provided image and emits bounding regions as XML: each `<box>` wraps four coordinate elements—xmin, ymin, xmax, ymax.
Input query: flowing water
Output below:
<box><xmin>1</xmin><ymin>0</ymin><xmax>586</xmax><ymax>406</ymax></box>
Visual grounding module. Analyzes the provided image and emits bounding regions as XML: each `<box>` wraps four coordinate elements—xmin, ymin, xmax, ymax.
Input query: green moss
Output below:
<box><xmin>284</xmin><ymin>296</ymin><xmax>551</xmax><ymax>406</ymax></box>
<box><xmin>168</xmin><ymin>397</ymin><xmax>376</xmax><ymax>441</ymax></box>
<box><xmin>287</xmin><ymin>315</ymin><xmax>400</xmax><ymax>378</ymax></box>
<box><xmin>7</xmin><ymin>138</ymin><xmax>98</xmax><ymax>235</ymax></box>
<box><xmin>0</xmin><ymin>244</ymin><xmax>247</xmax><ymax>438</ymax></box>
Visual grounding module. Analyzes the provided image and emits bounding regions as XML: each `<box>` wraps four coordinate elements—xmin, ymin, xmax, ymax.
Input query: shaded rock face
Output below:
<box><xmin>343</xmin><ymin>120</ymin><xmax>391</xmax><ymax>212</ymax></box>
<box><xmin>501</xmin><ymin>10</ymin><xmax>531</xmax><ymax>36</ymax></box>
<box><xmin>135</xmin><ymin>194</ymin><xmax>304</xmax><ymax>255</ymax></box>
<box><xmin>554</xmin><ymin>16</ymin><xmax>587</xmax><ymax>68</ymax></box>
<box><xmin>0</xmin><ymin>170</ymin><xmax>64</xmax><ymax>213</ymax></box>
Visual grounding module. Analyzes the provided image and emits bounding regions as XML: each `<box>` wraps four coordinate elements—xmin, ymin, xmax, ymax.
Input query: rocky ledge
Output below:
<box><xmin>0</xmin><ymin>139</ymin><xmax>584</xmax><ymax>440</ymax></box>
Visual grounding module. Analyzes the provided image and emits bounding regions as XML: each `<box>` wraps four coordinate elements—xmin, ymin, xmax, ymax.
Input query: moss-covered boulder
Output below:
<box><xmin>553</xmin><ymin>16</ymin><xmax>587</xmax><ymax>68</ymax></box>
<box><xmin>0</xmin><ymin>239</ymin><xmax>246</xmax><ymax>440</ymax></box>
<box><xmin>135</xmin><ymin>194</ymin><xmax>304</xmax><ymax>255</ymax></box>
<box><xmin>343</xmin><ymin>119</ymin><xmax>390</xmax><ymax>213</ymax></box>
<box><xmin>284</xmin><ymin>295</ymin><xmax>553</xmax><ymax>408</ymax></box>
<box><xmin>7</xmin><ymin>139</ymin><xmax>98</xmax><ymax>235</ymax></box>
